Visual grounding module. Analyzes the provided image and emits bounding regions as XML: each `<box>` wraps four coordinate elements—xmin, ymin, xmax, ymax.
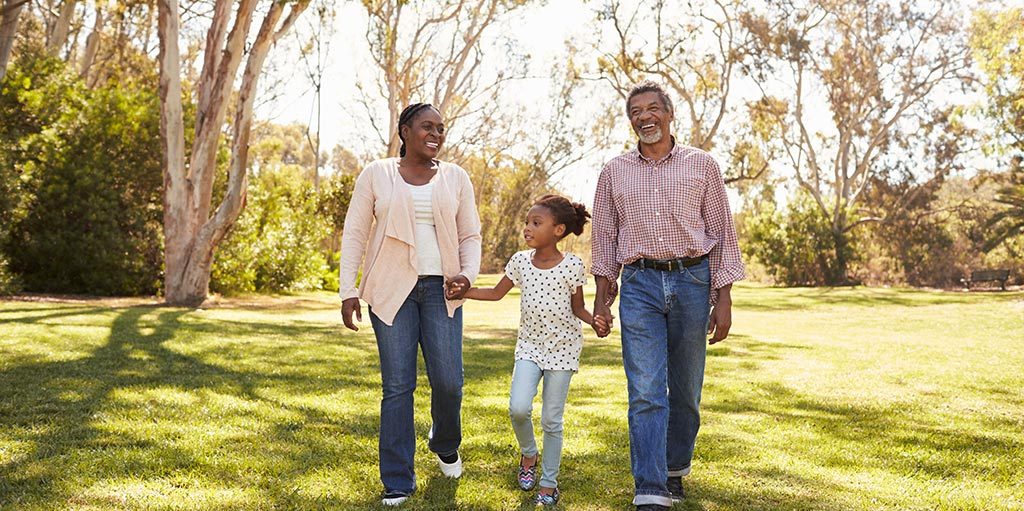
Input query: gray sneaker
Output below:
<box><xmin>667</xmin><ymin>475</ymin><xmax>685</xmax><ymax>502</ymax></box>
<box><xmin>381</xmin><ymin>490</ymin><xmax>411</xmax><ymax>506</ymax></box>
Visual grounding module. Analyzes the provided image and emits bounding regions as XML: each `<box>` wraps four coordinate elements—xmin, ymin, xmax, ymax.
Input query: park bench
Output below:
<box><xmin>961</xmin><ymin>269</ymin><xmax>1011</xmax><ymax>291</ymax></box>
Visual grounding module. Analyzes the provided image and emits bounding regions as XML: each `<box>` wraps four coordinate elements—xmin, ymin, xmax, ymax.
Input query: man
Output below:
<box><xmin>591</xmin><ymin>81</ymin><xmax>744</xmax><ymax>510</ymax></box>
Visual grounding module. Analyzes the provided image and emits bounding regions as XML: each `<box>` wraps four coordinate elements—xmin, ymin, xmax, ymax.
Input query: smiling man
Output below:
<box><xmin>591</xmin><ymin>81</ymin><xmax>744</xmax><ymax>510</ymax></box>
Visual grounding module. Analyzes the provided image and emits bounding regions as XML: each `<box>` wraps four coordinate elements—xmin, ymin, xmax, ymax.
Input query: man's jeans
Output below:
<box><xmin>508</xmin><ymin>359</ymin><xmax>574</xmax><ymax>489</ymax></box>
<box><xmin>618</xmin><ymin>259</ymin><xmax>711</xmax><ymax>507</ymax></box>
<box><xmin>369</xmin><ymin>276</ymin><xmax>463</xmax><ymax>494</ymax></box>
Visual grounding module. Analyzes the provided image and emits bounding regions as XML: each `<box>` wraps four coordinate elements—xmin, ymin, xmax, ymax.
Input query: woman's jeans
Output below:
<box><xmin>618</xmin><ymin>259</ymin><xmax>711</xmax><ymax>507</ymax></box>
<box><xmin>369</xmin><ymin>276</ymin><xmax>463</xmax><ymax>494</ymax></box>
<box><xmin>508</xmin><ymin>359</ymin><xmax>574</xmax><ymax>489</ymax></box>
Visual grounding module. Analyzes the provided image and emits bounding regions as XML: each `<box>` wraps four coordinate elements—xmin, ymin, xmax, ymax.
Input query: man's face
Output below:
<box><xmin>628</xmin><ymin>91</ymin><xmax>673</xmax><ymax>145</ymax></box>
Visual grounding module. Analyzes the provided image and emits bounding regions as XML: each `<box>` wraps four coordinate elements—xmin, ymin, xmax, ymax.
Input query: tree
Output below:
<box><xmin>742</xmin><ymin>0</ymin><xmax>971</xmax><ymax>284</ymax></box>
<box><xmin>358</xmin><ymin>0</ymin><xmax>529</xmax><ymax>159</ymax></box>
<box><xmin>0</xmin><ymin>0</ymin><xmax>30</xmax><ymax>81</ymax></box>
<box><xmin>983</xmin><ymin>158</ymin><xmax>1024</xmax><ymax>253</ymax></box>
<box><xmin>294</xmin><ymin>0</ymin><xmax>334</xmax><ymax>191</ymax></box>
<box><xmin>157</xmin><ymin>0</ymin><xmax>309</xmax><ymax>306</ymax></box>
<box><xmin>971</xmin><ymin>6</ymin><xmax>1023</xmax><ymax>157</ymax></box>
<box><xmin>971</xmin><ymin>6</ymin><xmax>1024</xmax><ymax>253</ymax></box>
<box><xmin>596</xmin><ymin>0</ymin><xmax>748</xmax><ymax>150</ymax></box>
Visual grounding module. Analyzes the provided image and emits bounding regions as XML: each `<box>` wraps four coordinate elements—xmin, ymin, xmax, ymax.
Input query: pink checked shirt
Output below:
<box><xmin>591</xmin><ymin>142</ymin><xmax>744</xmax><ymax>303</ymax></box>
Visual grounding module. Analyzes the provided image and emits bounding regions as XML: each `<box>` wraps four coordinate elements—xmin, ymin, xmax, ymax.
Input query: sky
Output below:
<box><xmin>256</xmin><ymin>0</ymin><xmax>627</xmax><ymax>205</ymax></box>
<box><xmin>254</xmin><ymin>0</ymin><xmax>1001</xmax><ymax>207</ymax></box>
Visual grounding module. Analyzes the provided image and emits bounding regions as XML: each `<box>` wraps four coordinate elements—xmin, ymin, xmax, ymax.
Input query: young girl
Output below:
<box><xmin>446</xmin><ymin>194</ymin><xmax>609</xmax><ymax>506</ymax></box>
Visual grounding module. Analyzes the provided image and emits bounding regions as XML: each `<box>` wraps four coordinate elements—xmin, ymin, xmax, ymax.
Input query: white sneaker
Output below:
<box><xmin>381</xmin><ymin>491</ymin><xmax>410</xmax><ymax>506</ymax></box>
<box><xmin>438</xmin><ymin>452</ymin><xmax>463</xmax><ymax>478</ymax></box>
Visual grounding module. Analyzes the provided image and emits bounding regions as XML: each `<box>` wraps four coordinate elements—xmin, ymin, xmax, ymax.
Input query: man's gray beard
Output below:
<box><xmin>638</xmin><ymin>130</ymin><xmax>663</xmax><ymax>145</ymax></box>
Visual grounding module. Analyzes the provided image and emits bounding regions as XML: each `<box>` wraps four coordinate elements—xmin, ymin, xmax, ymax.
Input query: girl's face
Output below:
<box><xmin>401</xmin><ymin>108</ymin><xmax>445</xmax><ymax>159</ymax></box>
<box><xmin>523</xmin><ymin>205</ymin><xmax>565</xmax><ymax>249</ymax></box>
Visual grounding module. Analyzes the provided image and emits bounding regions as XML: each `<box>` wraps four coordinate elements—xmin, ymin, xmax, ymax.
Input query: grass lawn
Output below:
<box><xmin>1</xmin><ymin>280</ymin><xmax>1022</xmax><ymax>510</ymax></box>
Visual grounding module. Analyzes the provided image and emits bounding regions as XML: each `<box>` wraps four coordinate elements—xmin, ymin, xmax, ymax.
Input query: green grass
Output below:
<box><xmin>1</xmin><ymin>281</ymin><xmax>1022</xmax><ymax>510</ymax></box>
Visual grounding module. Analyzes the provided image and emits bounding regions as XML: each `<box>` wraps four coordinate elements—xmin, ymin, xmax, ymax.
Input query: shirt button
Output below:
<box><xmin>655</xmin><ymin>212</ymin><xmax>660</xmax><ymax>216</ymax></box>
<box><xmin>658</xmin><ymin>237</ymin><xmax>663</xmax><ymax>242</ymax></box>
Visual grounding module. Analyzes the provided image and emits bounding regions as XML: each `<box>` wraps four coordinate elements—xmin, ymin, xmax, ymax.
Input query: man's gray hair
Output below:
<box><xmin>626</xmin><ymin>80</ymin><xmax>674</xmax><ymax>115</ymax></box>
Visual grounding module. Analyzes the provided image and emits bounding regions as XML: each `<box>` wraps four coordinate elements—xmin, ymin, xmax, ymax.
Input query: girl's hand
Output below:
<box><xmin>445</xmin><ymin>276</ymin><xmax>470</xmax><ymax>300</ymax></box>
<box><xmin>592</xmin><ymin>314</ymin><xmax>611</xmax><ymax>337</ymax></box>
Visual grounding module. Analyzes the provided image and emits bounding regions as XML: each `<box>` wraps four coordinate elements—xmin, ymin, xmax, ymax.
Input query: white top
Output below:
<box><xmin>504</xmin><ymin>250</ymin><xmax>588</xmax><ymax>371</ymax></box>
<box><xmin>407</xmin><ymin>181</ymin><xmax>443</xmax><ymax>276</ymax></box>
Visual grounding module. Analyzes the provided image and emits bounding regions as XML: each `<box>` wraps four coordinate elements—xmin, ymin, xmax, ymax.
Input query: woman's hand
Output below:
<box><xmin>341</xmin><ymin>297</ymin><xmax>363</xmax><ymax>331</ymax></box>
<box><xmin>445</xmin><ymin>275</ymin><xmax>471</xmax><ymax>300</ymax></box>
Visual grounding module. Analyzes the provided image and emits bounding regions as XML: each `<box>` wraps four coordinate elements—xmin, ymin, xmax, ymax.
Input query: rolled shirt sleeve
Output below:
<box><xmin>590</xmin><ymin>166</ymin><xmax>621</xmax><ymax>280</ymax></box>
<box><xmin>702</xmin><ymin>156</ymin><xmax>745</xmax><ymax>303</ymax></box>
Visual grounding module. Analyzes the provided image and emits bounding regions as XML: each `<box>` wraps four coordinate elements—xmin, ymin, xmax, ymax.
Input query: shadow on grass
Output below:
<box><xmin>735</xmin><ymin>286</ymin><xmax>1024</xmax><ymax>312</ymax></box>
<box><xmin>0</xmin><ymin>305</ymin><xmax>387</xmax><ymax>510</ymax></box>
<box><xmin>3</xmin><ymin>301</ymin><xmax>1020</xmax><ymax>510</ymax></box>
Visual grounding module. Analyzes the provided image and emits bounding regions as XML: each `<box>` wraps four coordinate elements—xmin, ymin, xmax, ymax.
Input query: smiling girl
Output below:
<box><xmin>446</xmin><ymin>194</ymin><xmax>608</xmax><ymax>506</ymax></box>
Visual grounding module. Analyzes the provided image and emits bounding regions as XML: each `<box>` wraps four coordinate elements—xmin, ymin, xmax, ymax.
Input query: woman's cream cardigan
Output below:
<box><xmin>339</xmin><ymin>158</ymin><xmax>482</xmax><ymax>326</ymax></box>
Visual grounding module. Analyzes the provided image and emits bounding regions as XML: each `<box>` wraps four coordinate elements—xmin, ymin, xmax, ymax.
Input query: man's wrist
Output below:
<box><xmin>715</xmin><ymin>285</ymin><xmax>733</xmax><ymax>304</ymax></box>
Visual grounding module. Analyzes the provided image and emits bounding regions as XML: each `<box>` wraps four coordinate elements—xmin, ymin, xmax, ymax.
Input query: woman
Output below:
<box><xmin>338</xmin><ymin>103</ymin><xmax>481</xmax><ymax>506</ymax></box>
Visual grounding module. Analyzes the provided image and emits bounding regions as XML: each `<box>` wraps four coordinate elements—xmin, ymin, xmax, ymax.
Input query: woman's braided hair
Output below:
<box><xmin>397</xmin><ymin>103</ymin><xmax>435</xmax><ymax>157</ymax></box>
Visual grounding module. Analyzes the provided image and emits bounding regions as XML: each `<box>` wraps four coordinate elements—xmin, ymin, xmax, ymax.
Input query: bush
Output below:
<box><xmin>0</xmin><ymin>256</ymin><xmax>21</xmax><ymax>295</ymax></box>
<box><xmin>211</xmin><ymin>165</ymin><xmax>331</xmax><ymax>294</ymax></box>
<box><xmin>741</xmin><ymin>193</ymin><xmax>846</xmax><ymax>286</ymax></box>
<box><xmin>2</xmin><ymin>52</ymin><xmax>163</xmax><ymax>295</ymax></box>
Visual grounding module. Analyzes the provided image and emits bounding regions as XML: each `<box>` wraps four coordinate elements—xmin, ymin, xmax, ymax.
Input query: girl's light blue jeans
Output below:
<box><xmin>508</xmin><ymin>359</ymin><xmax>574</xmax><ymax>489</ymax></box>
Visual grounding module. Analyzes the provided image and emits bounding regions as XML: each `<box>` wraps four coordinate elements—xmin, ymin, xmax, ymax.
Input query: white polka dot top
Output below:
<box><xmin>505</xmin><ymin>250</ymin><xmax>588</xmax><ymax>372</ymax></box>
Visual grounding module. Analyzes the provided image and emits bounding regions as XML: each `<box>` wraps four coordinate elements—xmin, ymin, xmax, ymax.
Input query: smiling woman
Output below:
<box><xmin>336</xmin><ymin>103</ymin><xmax>482</xmax><ymax>506</ymax></box>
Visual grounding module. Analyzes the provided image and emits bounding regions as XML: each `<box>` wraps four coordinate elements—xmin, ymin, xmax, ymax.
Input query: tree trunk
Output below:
<box><xmin>157</xmin><ymin>0</ymin><xmax>193</xmax><ymax>305</ymax></box>
<box><xmin>0</xmin><ymin>0</ymin><xmax>29</xmax><ymax>82</ymax></box>
<box><xmin>158</xmin><ymin>0</ymin><xmax>308</xmax><ymax>306</ymax></box>
<box><xmin>46</xmin><ymin>0</ymin><xmax>75</xmax><ymax>54</ymax></box>
<box><xmin>78</xmin><ymin>6</ymin><xmax>102</xmax><ymax>80</ymax></box>
<box><xmin>830</xmin><ymin>228</ymin><xmax>851</xmax><ymax>286</ymax></box>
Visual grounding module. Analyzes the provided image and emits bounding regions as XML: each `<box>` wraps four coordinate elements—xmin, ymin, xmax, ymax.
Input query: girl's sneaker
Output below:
<box><xmin>518</xmin><ymin>456</ymin><xmax>537</xmax><ymax>490</ymax></box>
<box><xmin>535</xmin><ymin>487</ymin><xmax>560</xmax><ymax>506</ymax></box>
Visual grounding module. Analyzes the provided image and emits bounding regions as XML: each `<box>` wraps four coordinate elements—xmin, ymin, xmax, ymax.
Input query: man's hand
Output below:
<box><xmin>593</xmin><ymin>275</ymin><xmax>617</xmax><ymax>337</ymax></box>
<box><xmin>341</xmin><ymin>297</ymin><xmax>363</xmax><ymax>331</ymax></box>
<box><xmin>707</xmin><ymin>289</ymin><xmax>732</xmax><ymax>344</ymax></box>
<box><xmin>604</xmin><ymin>277</ymin><xmax>618</xmax><ymax>307</ymax></box>
<box><xmin>445</xmin><ymin>275</ymin><xmax>471</xmax><ymax>300</ymax></box>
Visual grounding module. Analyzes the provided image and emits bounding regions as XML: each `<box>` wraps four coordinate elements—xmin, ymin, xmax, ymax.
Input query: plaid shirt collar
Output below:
<box><xmin>631</xmin><ymin>136</ymin><xmax>681</xmax><ymax>165</ymax></box>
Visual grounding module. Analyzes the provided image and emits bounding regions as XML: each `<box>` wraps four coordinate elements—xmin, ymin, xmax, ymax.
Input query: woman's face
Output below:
<box><xmin>402</xmin><ymin>108</ymin><xmax>445</xmax><ymax>159</ymax></box>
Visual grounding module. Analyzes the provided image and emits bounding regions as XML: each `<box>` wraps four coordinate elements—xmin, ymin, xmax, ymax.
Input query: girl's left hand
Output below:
<box><xmin>445</xmin><ymin>276</ymin><xmax>470</xmax><ymax>300</ymax></box>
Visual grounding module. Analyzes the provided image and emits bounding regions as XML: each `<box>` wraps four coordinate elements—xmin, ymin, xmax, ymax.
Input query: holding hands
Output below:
<box><xmin>444</xmin><ymin>277</ymin><xmax>469</xmax><ymax>300</ymax></box>
<box><xmin>592</xmin><ymin>314</ymin><xmax>612</xmax><ymax>337</ymax></box>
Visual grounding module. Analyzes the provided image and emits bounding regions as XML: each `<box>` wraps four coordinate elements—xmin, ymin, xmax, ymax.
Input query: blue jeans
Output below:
<box><xmin>618</xmin><ymin>259</ymin><xmax>711</xmax><ymax>507</ymax></box>
<box><xmin>508</xmin><ymin>359</ymin><xmax>574</xmax><ymax>489</ymax></box>
<box><xmin>369</xmin><ymin>276</ymin><xmax>463</xmax><ymax>494</ymax></box>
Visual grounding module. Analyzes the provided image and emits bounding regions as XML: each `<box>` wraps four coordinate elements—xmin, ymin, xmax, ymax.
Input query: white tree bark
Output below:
<box><xmin>45</xmin><ymin>0</ymin><xmax>75</xmax><ymax>53</ymax></box>
<box><xmin>78</xmin><ymin>4</ymin><xmax>102</xmax><ymax>80</ymax></box>
<box><xmin>158</xmin><ymin>0</ymin><xmax>309</xmax><ymax>306</ymax></box>
<box><xmin>0</xmin><ymin>0</ymin><xmax>30</xmax><ymax>82</ymax></box>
